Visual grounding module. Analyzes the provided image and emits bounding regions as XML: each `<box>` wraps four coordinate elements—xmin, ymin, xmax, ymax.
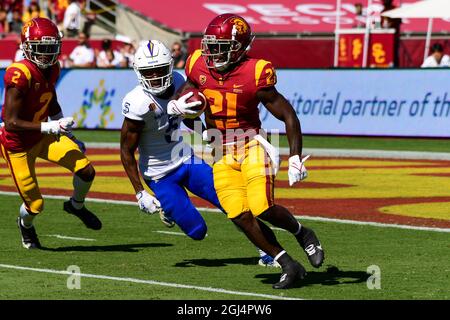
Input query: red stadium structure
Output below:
<box><xmin>0</xmin><ymin>0</ymin><xmax>448</xmax><ymax>68</ymax></box>
<box><xmin>118</xmin><ymin>0</ymin><xmax>450</xmax><ymax>68</ymax></box>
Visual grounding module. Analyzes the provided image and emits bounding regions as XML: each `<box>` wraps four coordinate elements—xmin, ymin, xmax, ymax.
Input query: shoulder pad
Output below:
<box><xmin>122</xmin><ymin>86</ymin><xmax>153</xmax><ymax>121</ymax></box>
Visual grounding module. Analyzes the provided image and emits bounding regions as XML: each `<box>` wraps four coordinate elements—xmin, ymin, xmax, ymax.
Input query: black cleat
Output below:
<box><xmin>297</xmin><ymin>226</ymin><xmax>324</xmax><ymax>268</ymax></box>
<box><xmin>64</xmin><ymin>199</ymin><xmax>102</xmax><ymax>230</ymax></box>
<box><xmin>272</xmin><ymin>261</ymin><xmax>306</xmax><ymax>289</ymax></box>
<box><xmin>17</xmin><ymin>217</ymin><xmax>41</xmax><ymax>249</ymax></box>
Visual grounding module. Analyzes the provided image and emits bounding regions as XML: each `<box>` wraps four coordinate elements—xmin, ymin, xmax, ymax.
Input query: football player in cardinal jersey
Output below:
<box><xmin>0</xmin><ymin>18</ymin><xmax>101</xmax><ymax>250</ymax></box>
<box><xmin>120</xmin><ymin>40</ymin><xmax>280</xmax><ymax>267</ymax></box>
<box><xmin>171</xmin><ymin>14</ymin><xmax>325</xmax><ymax>289</ymax></box>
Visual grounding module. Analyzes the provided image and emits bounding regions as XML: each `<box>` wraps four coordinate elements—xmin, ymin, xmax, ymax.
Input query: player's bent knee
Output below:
<box><xmin>230</xmin><ymin>210</ymin><xmax>253</xmax><ymax>228</ymax></box>
<box><xmin>249</xmin><ymin>201</ymin><xmax>271</xmax><ymax>218</ymax></box>
<box><xmin>76</xmin><ymin>164</ymin><xmax>95</xmax><ymax>182</ymax></box>
<box><xmin>256</xmin><ymin>206</ymin><xmax>275</xmax><ymax>221</ymax></box>
<box><xmin>187</xmin><ymin>223</ymin><xmax>207</xmax><ymax>240</ymax></box>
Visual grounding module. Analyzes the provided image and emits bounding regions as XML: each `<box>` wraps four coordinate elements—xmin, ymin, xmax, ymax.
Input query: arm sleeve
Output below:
<box><xmin>184</xmin><ymin>50</ymin><xmax>202</xmax><ymax>85</ymax></box>
<box><xmin>255</xmin><ymin>60</ymin><xmax>277</xmax><ymax>90</ymax></box>
<box><xmin>122</xmin><ymin>94</ymin><xmax>150</xmax><ymax>122</ymax></box>
<box><xmin>4</xmin><ymin>65</ymin><xmax>31</xmax><ymax>94</ymax></box>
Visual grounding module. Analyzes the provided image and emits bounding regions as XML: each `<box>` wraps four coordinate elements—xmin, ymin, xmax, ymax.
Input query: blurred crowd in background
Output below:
<box><xmin>0</xmin><ymin>0</ymin><xmax>189</xmax><ymax>68</ymax></box>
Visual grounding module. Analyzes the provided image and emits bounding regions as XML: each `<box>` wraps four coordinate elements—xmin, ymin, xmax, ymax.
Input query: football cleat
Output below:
<box><xmin>297</xmin><ymin>226</ymin><xmax>324</xmax><ymax>268</ymax></box>
<box><xmin>272</xmin><ymin>261</ymin><xmax>306</xmax><ymax>289</ymax></box>
<box><xmin>258</xmin><ymin>254</ymin><xmax>281</xmax><ymax>268</ymax></box>
<box><xmin>17</xmin><ymin>217</ymin><xmax>41</xmax><ymax>249</ymax></box>
<box><xmin>159</xmin><ymin>210</ymin><xmax>175</xmax><ymax>228</ymax></box>
<box><xmin>64</xmin><ymin>199</ymin><xmax>102</xmax><ymax>230</ymax></box>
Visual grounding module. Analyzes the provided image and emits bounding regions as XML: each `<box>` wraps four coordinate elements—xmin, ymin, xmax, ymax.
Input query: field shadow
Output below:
<box><xmin>174</xmin><ymin>256</ymin><xmax>257</xmax><ymax>268</ymax></box>
<box><xmin>41</xmin><ymin>242</ymin><xmax>173</xmax><ymax>253</ymax></box>
<box><xmin>255</xmin><ymin>266</ymin><xmax>370</xmax><ymax>288</ymax></box>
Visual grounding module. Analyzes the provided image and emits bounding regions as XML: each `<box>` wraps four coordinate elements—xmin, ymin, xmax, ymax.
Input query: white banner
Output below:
<box><xmin>1</xmin><ymin>69</ymin><xmax>449</xmax><ymax>137</ymax></box>
<box><xmin>261</xmin><ymin>69</ymin><xmax>450</xmax><ymax>137</ymax></box>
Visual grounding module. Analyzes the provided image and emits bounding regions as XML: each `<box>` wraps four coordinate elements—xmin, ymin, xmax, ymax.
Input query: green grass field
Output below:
<box><xmin>73</xmin><ymin>129</ymin><xmax>450</xmax><ymax>153</ymax></box>
<box><xmin>1</xmin><ymin>132</ymin><xmax>449</xmax><ymax>300</ymax></box>
<box><xmin>0</xmin><ymin>195</ymin><xmax>449</xmax><ymax>300</ymax></box>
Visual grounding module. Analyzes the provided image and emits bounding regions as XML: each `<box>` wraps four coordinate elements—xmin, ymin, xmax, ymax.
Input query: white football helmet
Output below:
<box><xmin>133</xmin><ymin>40</ymin><xmax>174</xmax><ymax>95</ymax></box>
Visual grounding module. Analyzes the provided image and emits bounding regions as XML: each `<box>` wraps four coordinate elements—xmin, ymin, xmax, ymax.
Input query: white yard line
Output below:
<box><xmin>295</xmin><ymin>215</ymin><xmax>450</xmax><ymax>233</ymax></box>
<box><xmin>45</xmin><ymin>234</ymin><xmax>96</xmax><ymax>241</ymax></box>
<box><xmin>154</xmin><ymin>231</ymin><xmax>187</xmax><ymax>236</ymax></box>
<box><xmin>0</xmin><ymin>191</ymin><xmax>448</xmax><ymax>233</ymax></box>
<box><xmin>0</xmin><ymin>264</ymin><xmax>301</xmax><ymax>300</ymax></box>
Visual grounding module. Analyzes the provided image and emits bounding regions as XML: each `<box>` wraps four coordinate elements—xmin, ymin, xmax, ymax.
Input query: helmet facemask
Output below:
<box><xmin>23</xmin><ymin>36</ymin><xmax>61</xmax><ymax>69</ymax></box>
<box><xmin>134</xmin><ymin>61</ymin><xmax>173</xmax><ymax>96</ymax></box>
<box><xmin>201</xmin><ymin>35</ymin><xmax>243</xmax><ymax>71</ymax></box>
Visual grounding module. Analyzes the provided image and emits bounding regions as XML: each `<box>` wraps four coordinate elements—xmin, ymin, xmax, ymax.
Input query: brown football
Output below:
<box><xmin>180</xmin><ymin>88</ymin><xmax>208</xmax><ymax>118</ymax></box>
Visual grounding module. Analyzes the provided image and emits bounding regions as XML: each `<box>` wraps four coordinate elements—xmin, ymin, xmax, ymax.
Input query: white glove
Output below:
<box><xmin>288</xmin><ymin>154</ymin><xmax>310</xmax><ymax>186</ymax></box>
<box><xmin>167</xmin><ymin>92</ymin><xmax>202</xmax><ymax>116</ymax></box>
<box><xmin>202</xmin><ymin>129</ymin><xmax>210</xmax><ymax>143</ymax></box>
<box><xmin>136</xmin><ymin>190</ymin><xmax>162</xmax><ymax>215</ymax></box>
<box><xmin>41</xmin><ymin>117</ymin><xmax>74</xmax><ymax>135</ymax></box>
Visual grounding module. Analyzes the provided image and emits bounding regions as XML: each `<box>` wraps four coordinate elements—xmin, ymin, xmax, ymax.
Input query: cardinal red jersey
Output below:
<box><xmin>0</xmin><ymin>59</ymin><xmax>60</xmax><ymax>152</ymax></box>
<box><xmin>185</xmin><ymin>49</ymin><xmax>277</xmax><ymax>143</ymax></box>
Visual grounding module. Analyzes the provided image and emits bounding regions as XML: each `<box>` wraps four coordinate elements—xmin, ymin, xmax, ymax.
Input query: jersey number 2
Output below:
<box><xmin>203</xmin><ymin>89</ymin><xmax>239</xmax><ymax>130</ymax></box>
<box><xmin>11</xmin><ymin>71</ymin><xmax>21</xmax><ymax>84</ymax></box>
<box><xmin>33</xmin><ymin>92</ymin><xmax>53</xmax><ymax>123</ymax></box>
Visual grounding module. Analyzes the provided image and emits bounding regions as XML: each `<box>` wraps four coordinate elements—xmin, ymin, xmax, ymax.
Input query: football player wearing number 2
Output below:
<box><xmin>0</xmin><ymin>18</ymin><xmax>101</xmax><ymax>250</ymax></box>
<box><xmin>175</xmin><ymin>14</ymin><xmax>325</xmax><ymax>289</ymax></box>
<box><xmin>120</xmin><ymin>40</ymin><xmax>280</xmax><ymax>267</ymax></box>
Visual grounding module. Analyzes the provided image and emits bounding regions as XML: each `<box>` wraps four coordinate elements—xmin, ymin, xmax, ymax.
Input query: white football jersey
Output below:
<box><xmin>122</xmin><ymin>71</ymin><xmax>192</xmax><ymax>180</ymax></box>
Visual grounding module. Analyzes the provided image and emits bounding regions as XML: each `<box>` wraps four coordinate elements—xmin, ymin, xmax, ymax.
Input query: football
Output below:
<box><xmin>180</xmin><ymin>88</ymin><xmax>208</xmax><ymax>119</ymax></box>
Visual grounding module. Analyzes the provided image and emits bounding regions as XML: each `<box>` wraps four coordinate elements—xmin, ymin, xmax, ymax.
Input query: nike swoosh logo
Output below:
<box><xmin>233</xmin><ymin>84</ymin><xmax>243</xmax><ymax>88</ymax></box>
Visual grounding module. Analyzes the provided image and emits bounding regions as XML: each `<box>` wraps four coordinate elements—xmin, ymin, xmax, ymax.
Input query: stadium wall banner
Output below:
<box><xmin>0</xmin><ymin>69</ymin><xmax>449</xmax><ymax>137</ymax></box>
<box><xmin>337</xmin><ymin>29</ymin><xmax>395</xmax><ymax>68</ymax></box>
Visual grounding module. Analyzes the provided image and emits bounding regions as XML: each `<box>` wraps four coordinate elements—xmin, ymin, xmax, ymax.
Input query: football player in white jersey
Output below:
<box><xmin>120</xmin><ymin>40</ymin><xmax>280</xmax><ymax>266</ymax></box>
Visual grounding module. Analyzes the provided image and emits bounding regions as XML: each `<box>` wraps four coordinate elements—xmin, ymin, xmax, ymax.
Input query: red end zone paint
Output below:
<box><xmin>1</xmin><ymin>148</ymin><xmax>449</xmax><ymax>229</ymax></box>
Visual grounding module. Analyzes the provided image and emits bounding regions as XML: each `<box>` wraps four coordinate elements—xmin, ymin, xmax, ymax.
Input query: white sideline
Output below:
<box><xmin>295</xmin><ymin>216</ymin><xmax>450</xmax><ymax>233</ymax></box>
<box><xmin>154</xmin><ymin>231</ymin><xmax>187</xmax><ymax>236</ymax></box>
<box><xmin>0</xmin><ymin>191</ymin><xmax>449</xmax><ymax>233</ymax></box>
<box><xmin>85</xmin><ymin>142</ymin><xmax>450</xmax><ymax>160</ymax></box>
<box><xmin>45</xmin><ymin>234</ymin><xmax>96</xmax><ymax>241</ymax></box>
<box><xmin>0</xmin><ymin>264</ymin><xmax>301</xmax><ymax>300</ymax></box>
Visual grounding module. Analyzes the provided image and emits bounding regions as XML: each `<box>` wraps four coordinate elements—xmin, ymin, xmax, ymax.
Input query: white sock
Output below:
<box><xmin>257</xmin><ymin>248</ymin><xmax>267</xmax><ymax>258</ymax></box>
<box><xmin>72</xmin><ymin>174</ymin><xmax>93</xmax><ymax>209</ymax></box>
<box><xmin>293</xmin><ymin>221</ymin><xmax>302</xmax><ymax>236</ymax></box>
<box><xmin>274</xmin><ymin>250</ymin><xmax>286</xmax><ymax>262</ymax></box>
<box><xmin>19</xmin><ymin>203</ymin><xmax>35</xmax><ymax>229</ymax></box>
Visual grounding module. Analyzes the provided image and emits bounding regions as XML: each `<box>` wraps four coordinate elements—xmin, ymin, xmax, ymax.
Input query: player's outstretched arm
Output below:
<box><xmin>120</xmin><ymin>117</ymin><xmax>162</xmax><ymax>215</ymax></box>
<box><xmin>3</xmin><ymin>87</ymin><xmax>73</xmax><ymax>135</ymax></box>
<box><xmin>257</xmin><ymin>87</ymin><xmax>308</xmax><ymax>186</ymax></box>
<box><xmin>257</xmin><ymin>87</ymin><xmax>302</xmax><ymax>157</ymax></box>
<box><xmin>3</xmin><ymin>87</ymin><xmax>42</xmax><ymax>132</ymax></box>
